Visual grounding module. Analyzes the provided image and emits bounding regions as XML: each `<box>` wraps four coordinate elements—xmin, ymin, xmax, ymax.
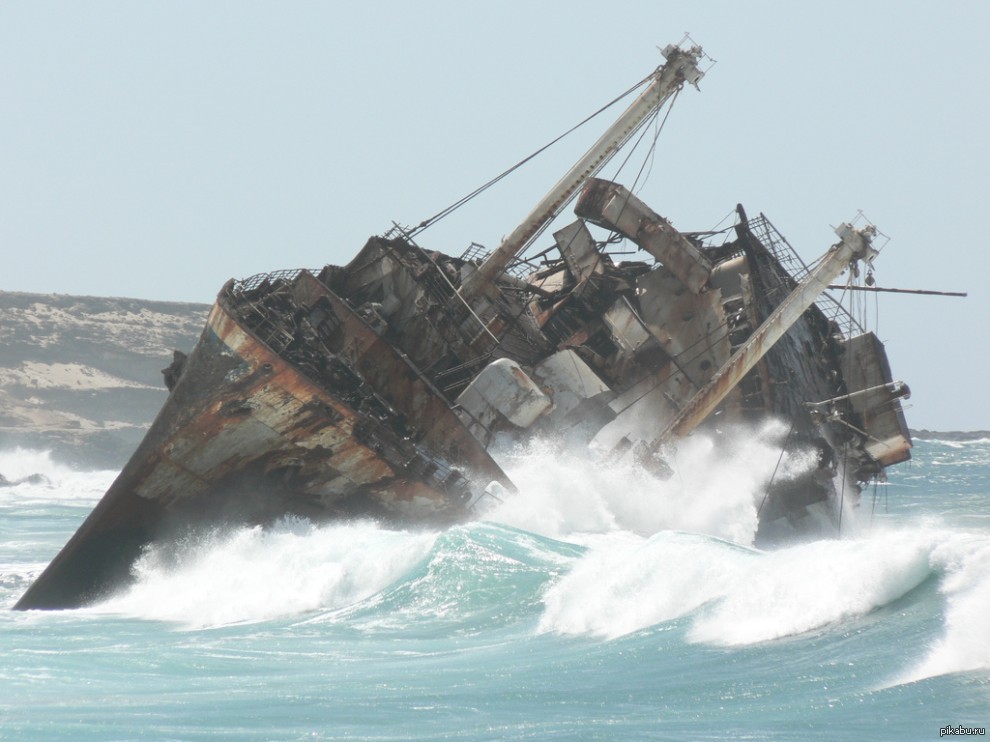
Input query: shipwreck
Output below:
<box><xmin>16</xmin><ymin>43</ymin><xmax>911</xmax><ymax>610</ymax></box>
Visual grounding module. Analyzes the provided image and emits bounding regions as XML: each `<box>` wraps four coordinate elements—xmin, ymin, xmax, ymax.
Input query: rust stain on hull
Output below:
<box><xmin>16</xmin><ymin>281</ymin><xmax>509</xmax><ymax>609</ymax></box>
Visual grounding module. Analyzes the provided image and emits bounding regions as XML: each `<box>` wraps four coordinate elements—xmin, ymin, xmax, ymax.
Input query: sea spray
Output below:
<box><xmin>486</xmin><ymin>420</ymin><xmax>817</xmax><ymax>545</ymax></box>
<box><xmin>484</xmin><ymin>428</ymin><xmax>987</xmax><ymax>659</ymax></box>
<box><xmin>686</xmin><ymin>528</ymin><xmax>936</xmax><ymax>646</ymax></box>
<box><xmin>0</xmin><ymin>447</ymin><xmax>114</xmax><ymax>508</ymax></box>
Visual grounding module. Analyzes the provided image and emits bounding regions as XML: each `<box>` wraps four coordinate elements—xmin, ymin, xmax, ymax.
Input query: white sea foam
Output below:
<box><xmin>687</xmin><ymin>529</ymin><xmax>935</xmax><ymax>646</ymax></box>
<box><xmin>9</xmin><ymin>439</ymin><xmax>989</xmax><ymax>685</ymax></box>
<box><xmin>0</xmin><ymin>361</ymin><xmax>160</xmax><ymax>391</ymax></box>
<box><xmin>487</xmin><ymin>421</ymin><xmax>812</xmax><ymax>546</ymax></box>
<box><xmin>894</xmin><ymin>529</ymin><xmax>990</xmax><ymax>684</ymax></box>
<box><xmin>537</xmin><ymin>527</ymin><xmax>936</xmax><ymax>644</ymax></box>
<box><xmin>0</xmin><ymin>447</ymin><xmax>115</xmax><ymax>507</ymax></box>
<box><xmin>492</xmin><ymin>426</ymin><xmax>940</xmax><ymax>644</ymax></box>
<box><xmin>90</xmin><ymin>519</ymin><xmax>437</xmax><ymax>629</ymax></box>
<box><xmin>537</xmin><ymin>531</ymin><xmax>754</xmax><ymax>638</ymax></box>
<box><xmin>0</xmin><ymin>447</ymin><xmax>68</xmax><ymax>482</ymax></box>
<box><xmin>497</xmin><ymin>431</ymin><xmax>973</xmax><ymax>651</ymax></box>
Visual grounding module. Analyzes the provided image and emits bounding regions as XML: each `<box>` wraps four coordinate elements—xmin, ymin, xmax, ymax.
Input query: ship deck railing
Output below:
<box><xmin>232</xmin><ymin>268</ymin><xmax>321</xmax><ymax>294</ymax></box>
<box><xmin>747</xmin><ymin>214</ymin><xmax>865</xmax><ymax>338</ymax></box>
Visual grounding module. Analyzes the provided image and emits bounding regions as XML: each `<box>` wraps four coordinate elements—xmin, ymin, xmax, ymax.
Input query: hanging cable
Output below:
<box><xmin>758</xmin><ymin>418</ymin><xmax>796</xmax><ymax>516</ymax></box>
<box><xmin>407</xmin><ymin>73</ymin><xmax>655</xmax><ymax>239</ymax></box>
<box><xmin>708</xmin><ymin>209</ymin><xmax>738</xmax><ymax>234</ymax></box>
<box><xmin>542</xmin><ymin>88</ymin><xmax>681</xmax><ymax>312</ymax></box>
<box><xmin>616</xmin><ymin>87</ymin><xmax>680</xmax><ymax>192</ymax></box>
<box><xmin>479</xmin><ymin>86</ymin><xmax>687</xmax><ymax>372</ymax></box>
<box><xmin>635</xmin><ymin>99</ymin><xmax>663</xmax><ymax>195</ymax></box>
<box><xmin>511</xmin><ymin>82</ymin><xmax>683</xmax><ymax>266</ymax></box>
<box><xmin>568</xmin><ymin>89</ymin><xmax>682</xmax><ymax>302</ymax></box>
<box><xmin>837</xmin><ymin>455</ymin><xmax>848</xmax><ymax>535</ymax></box>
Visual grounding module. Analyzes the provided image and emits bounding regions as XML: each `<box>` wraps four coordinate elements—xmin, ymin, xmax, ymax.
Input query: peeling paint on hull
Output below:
<box><xmin>15</xmin><ymin>282</ymin><xmax>509</xmax><ymax>609</ymax></box>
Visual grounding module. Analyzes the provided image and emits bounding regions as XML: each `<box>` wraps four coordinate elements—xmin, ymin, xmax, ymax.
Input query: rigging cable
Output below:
<box><xmin>758</xmin><ymin>418</ymin><xmax>797</xmax><ymax>516</ymax></box>
<box><xmin>512</xmin><ymin>83</ymin><xmax>681</xmax><ymax>265</ymax></box>
<box><xmin>837</xmin><ymin>454</ymin><xmax>848</xmax><ymax>535</ymax></box>
<box><xmin>407</xmin><ymin>73</ymin><xmax>656</xmax><ymax>239</ymax></box>
<box><xmin>612</xmin><ymin>87</ymin><xmax>679</xmax><ymax>192</ymax></box>
<box><xmin>568</xmin><ymin>87</ymin><xmax>681</xmax><ymax>304</ymax></box>
<box><xmin>495</xmin><ymin>88</ymin><xmax>684</xmax><ymax>360</ymax></box>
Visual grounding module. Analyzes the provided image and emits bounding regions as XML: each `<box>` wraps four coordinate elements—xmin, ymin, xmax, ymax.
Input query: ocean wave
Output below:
<box><xmin>537</xmin><ymin>527</ymin><xmax>938</xmax><ymax>646</ymax></box>
<box><xmin>919</xmin><ymin>437</ymin><xmax>990</xmax><ymax>448</ymax></box>
<box><xmin>687</xmin><ymin>529</ymin><xmax>935</xmax><ymax>646</ymax></box>
<box><xmin>10</xmin><ymin>434</ymin><xmax>989</xmax><ymax>687</ymax></box>
<box><xmin>0</xmin><ymin>447</ymin><xmax>116</xmax><ymax>508</ymax></box>
<box><xmin>893</xmin><ymin>529</ymin><xmax>990</xmax><ymax>684</ymax></box>
<box><xmin>86</xmin><ymin>519</ymin><xmax>577</xmax><ymax>633</ymax></box>
<box><xmin>537</xmin><ymin>530</ymin><xmax>756</xmax><ymax>639</ymax></box>
<box><xmin>313</xmin><ymin>522</ymin><xmax>579</xmax><ymax>634</ymax></box>
<box><xmin>87</xmin><ymin>518</ymin><xmax>437</xmax><ymax>629</ymax></box>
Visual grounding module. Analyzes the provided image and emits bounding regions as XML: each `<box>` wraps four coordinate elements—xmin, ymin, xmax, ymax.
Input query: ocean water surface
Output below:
<box><xmin>1</xmin><ymin>433</ymin><xmax>988</xmax><ymax>739</ymax></box>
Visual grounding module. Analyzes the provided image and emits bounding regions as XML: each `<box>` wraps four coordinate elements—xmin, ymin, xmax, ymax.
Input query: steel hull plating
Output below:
<box><xmin>15</xmin><ymin>279</ymin><xmax>509</xmax><ymax>609</ymax></box>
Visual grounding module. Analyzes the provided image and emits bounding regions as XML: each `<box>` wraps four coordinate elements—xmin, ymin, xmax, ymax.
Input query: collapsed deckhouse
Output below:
<box><xmin>325</xmin><ymin>183</ymin><xmax>912</xmax><ymax>515</ymax></box>
<box><xmin>16</xmin><ymin>43</ymin><xmax>911</xmax><ymax>610</ymax></box>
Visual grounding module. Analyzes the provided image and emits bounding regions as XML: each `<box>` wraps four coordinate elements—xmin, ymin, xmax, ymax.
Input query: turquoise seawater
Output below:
<box><xmin>1</xmin><ymin>434</ymin><xmax>988</xmax><ymax>740</ymax></box>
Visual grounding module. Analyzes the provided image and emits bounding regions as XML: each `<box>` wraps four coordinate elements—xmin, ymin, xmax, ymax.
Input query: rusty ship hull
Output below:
<box><xmin>16</xmin><ymin>42</ymin><xmax>912</xmax><ymax>610</ymax></box>
<box><xmin>15</xmin><ymin>272</ymin><xmax>512</xmax><ymax>609</ymax></box>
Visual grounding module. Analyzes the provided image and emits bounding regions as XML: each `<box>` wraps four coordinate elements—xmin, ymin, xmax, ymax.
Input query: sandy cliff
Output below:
<box><xmin>0</xmin><ymin>291</ymin><xmax>208</xmax><ymax>467</ymax></box>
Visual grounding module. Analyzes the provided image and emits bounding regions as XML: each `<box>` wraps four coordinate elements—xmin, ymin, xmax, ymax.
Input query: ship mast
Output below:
<box><xmin>642</xmin><ymin>222</ymin><xmax>880</xmax><ymax>457</ymax></box>
<box><xmin>459</xmin><ymin>43</ymin><xmax>705</xmax><ymax>299</ymax></box>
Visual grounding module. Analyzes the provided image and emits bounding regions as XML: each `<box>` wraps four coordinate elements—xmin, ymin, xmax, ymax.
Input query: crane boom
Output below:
<box><xmin>459</xmin><ymin>44</ymin><xmax>705</xmax><ymax>299</ymax></box>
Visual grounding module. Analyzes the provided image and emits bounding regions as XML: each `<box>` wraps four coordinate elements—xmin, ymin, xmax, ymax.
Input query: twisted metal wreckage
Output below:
<box><xmin>17</xmin><ymin>43</ymin><xmax>912</xmax><ymax>610</ymax></box>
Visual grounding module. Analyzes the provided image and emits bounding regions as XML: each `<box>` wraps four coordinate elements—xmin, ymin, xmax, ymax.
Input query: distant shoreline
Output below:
<box><xmin>910</xmin><ymin>429</ymin><xmax>990</xmax><ymax>441</ymax></box>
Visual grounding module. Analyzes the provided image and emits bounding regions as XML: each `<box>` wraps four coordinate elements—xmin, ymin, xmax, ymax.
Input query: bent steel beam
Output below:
<box><xmin>575</xmin><ymin>178</ymin><xmax>712</xmax><ymax>294</ymax></box>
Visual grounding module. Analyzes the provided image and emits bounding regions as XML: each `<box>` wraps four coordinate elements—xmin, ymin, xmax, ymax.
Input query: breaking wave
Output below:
<box><xmin>0</xmin><ymin>448</ymin><xmax>115</xmax><ymax>508</ymax></box>
<box><xmin>5</xmin><ymin>434</ymin><xmax>989</xmax><ymax>684</ymax></box>
<box><xmin>89</xmin><ymin>519</ymin><xmax>437</xmax><ymax>629</ymax></box>
<box><xmin>893</xmin><ymin>529</ymin><xmax>990</xmax><ymax>684</ymax></box>
<box><xmin>536</xmin><ymin>527</ymin><xmax>936</xmax><ymax>645</ymax></box>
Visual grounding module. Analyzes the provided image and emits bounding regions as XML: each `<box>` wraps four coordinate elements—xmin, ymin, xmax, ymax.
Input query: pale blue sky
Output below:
<box><xmin>2</xmin><ymin>1</ymin><xmax>987</xmax><ymax>429</ymax></box>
